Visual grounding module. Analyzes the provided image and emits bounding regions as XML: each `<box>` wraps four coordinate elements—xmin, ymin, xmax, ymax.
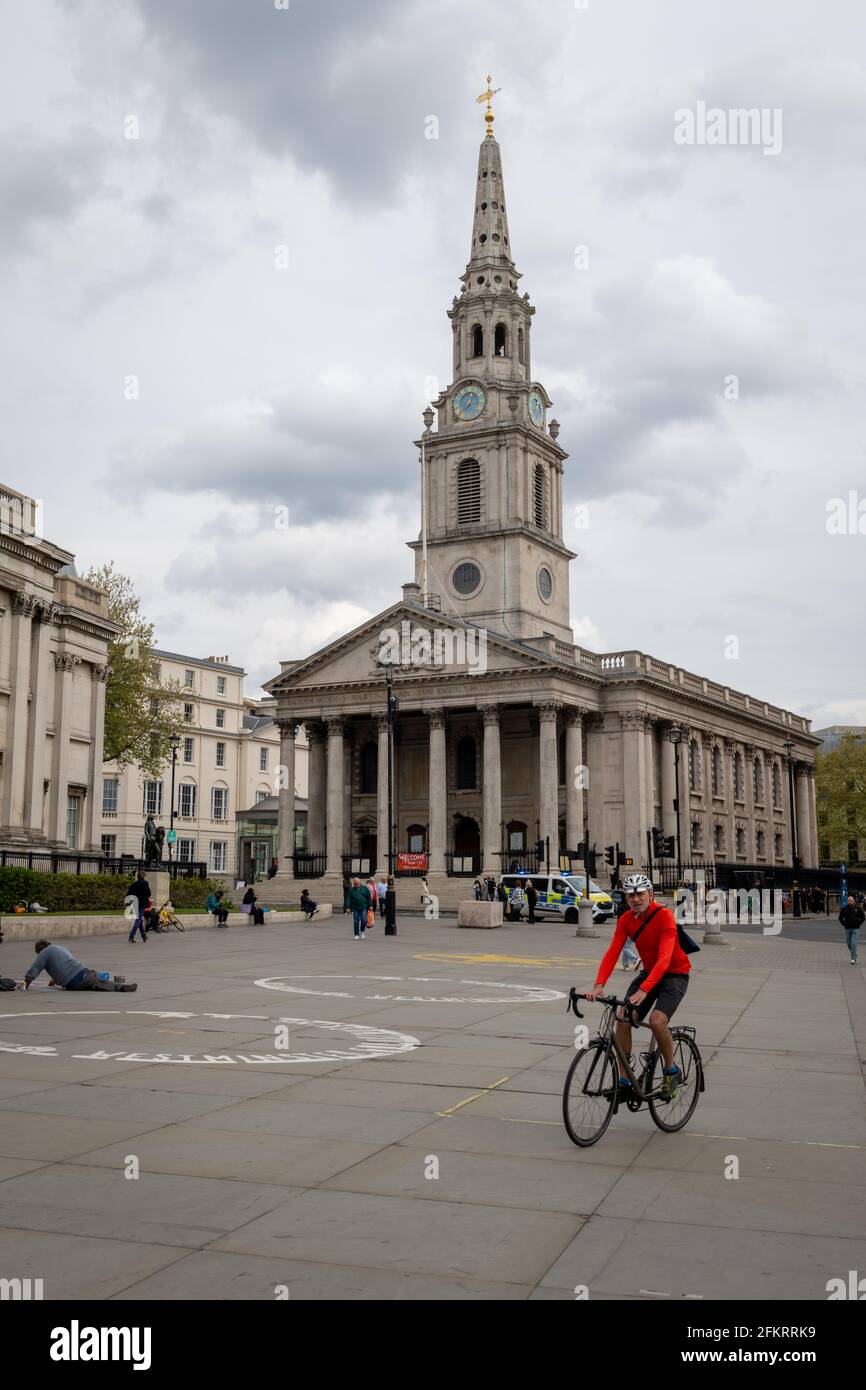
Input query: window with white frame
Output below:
<box><xmin>259</xmin><ymin>746</ymin><xmax>268</xmax><ymax>771</ymax></box>
<box><xmin>216</xmin><ymin>708</ymin><xmax>225</xmax><ymax>729</ymax></box>
<box><xmin>178</xmin><ymin>837</ymin><xmax>196</xmax><ymax>863</ymax></box>
<box><xmin>211</xmin><ymin>787</ymin><xmax>228</xmax><ymax>820</ymax></box>
<box><xmin>255</xmin><ymin>789</ymin><xmax>269</xmax><ymax>803</ymax></box>
<box><xmin>183</xmin><ymin>736</ymin><xmax>194</xmax><ymax>763</ymax></box>
<box><xmin>143</xmin><ymin>780</ymin><xmax>163</xmax><ymax>815</ymax></box>
<box><xmin>216</xmin><ymin>741</ymin><xmax>226</xmax><ymax>768</ymax></box>
<box><xmin>66</xmin><ymin>793</ymin><xmax>81</xmax><ymax>849</ymax></box>
<box><xmin>184</xmin><ymin>702</ymin><xmax>194</xmax><ymax>723</ymax></box>
<box><xmin>178</xmin><ymin>783</ymin><xmax>197</xmax><ymax>818</ymax></box>
<box><xmin>101</xmin><ymin>834</ymin><xmax>116</xmax><ymax>856</ymax></box>
<box><xmin>184</xmin><ymin>669</ymin><xmax>195</xmax><ymax>688</ymax></box>
<box><xmin>217</xmin><ymin>676</ymin><xmax>226</xmax><ymax>694</ymax></box>
<box><xmin>102</xmin><ymin>778</ymin><xmax>118</xmax><ymax>814</ymax></box>
<box><xmin>210</xmin><ymin>840</ymin><xmax>227</xmax><ymax>872</ymax></box>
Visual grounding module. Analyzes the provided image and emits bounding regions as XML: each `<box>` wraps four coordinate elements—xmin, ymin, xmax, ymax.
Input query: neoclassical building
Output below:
<box><xmin>0</xmin><ymin>484</ymin><xmax>117</xmax><ymax>853</ymax></box>
<box><xmin>266</xmin><ymin>102</ymin><xmax>819</xmax><ymax>906</ymax></box>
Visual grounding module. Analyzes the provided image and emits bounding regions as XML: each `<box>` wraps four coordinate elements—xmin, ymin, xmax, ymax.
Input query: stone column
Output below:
<box><xmin>325</xmin><ymin>717</ymin><xmax>344</xmax><ymax>876</ymax></box>
<box><xmin>699</xmin><ymin>734</ymin><xmax>713</xmax><ymax>857</ymax></box>
<box><xmin>538</xmin><ymin>701</ymin><xmax>560</xmax><ymax>865</ymax></box>
<box><xmin>276</xmin><ymin>720</ymin><xmax>296</xmax><ymax>869</ymax></box>
<box><xmin>87</xmin><ymin>662</ymin><xmax>109</xmax><ymax>849</ymax></box>
<box><xmin>679</xmin><ymin>727</ymin><xmax>692</xmax><ymax>857</ymax></box>
<box><xmin>585</xmin><ymin>713</ymin><xmax>605</xmax><ymax>851</ymax></box>
<box><xmin>622</xmin><ymin>712</ymin><xmax>649</xmax><ymax>866</ymax></box>
<box><xmin>23</xmin><ymin>599</ymin><xmax>56</xmax><ymax>836</ymax></box>
<box><xmin>805</xmin><ymin>765</ymin><xmax>818</xmax><ymax>867</ymax></box>
<box><xmin>643</xmin><ymin>717</ymin><xmax>656</xmax><ymax>847</ymax></box>
<box><xmin>343</xmin><ymin>727</ymin><xmax>354</xmax><ymax>859</ymax></box>
<box><xmin>427</xmin><ymin>709</ymin><xmax>446</xmax><ymax>874</ymax></box>
<box><xmin>481</xmin><ymin>706</ymin><xmax>502</xmax><ymax>875</ymax></box>
<box><xmin>376</xmin><ymin>713</ymin><xmax>390</xmax><ymax>875</ymax></box>
<box><xmin>307</xmin><ymin>723</ymin><xmax>327</xmax><ymax>852</ymax></box>
<box><xmin>565</xmin><ymin>707</ymin><xmax>585</xmax><ymax>853</ymax></box>
<box><xmin>49</xmin><ymin>652</ymin><xmax>80</xmax><ymax>845</ymax></box>
<box><xmin>0</xmin><ymin>592</ymin><xmax>36</xmax><ymax>834</ymax></box>
<box><xmin>661</xmin><ymin>729</ymin><xmax>677</xmax><ymax>847</ymax></box>
<box><xmin>795</xmin><ymin>763</ymin><xmax>811</xmax><ymax>867</ymax></box>
<box><xmin>743</xmin><ymin>744</ymin><xmax>757</xmax><ymax>861</ymax></box>
<box><xmin>721</xmin><ymin>737</ymin><xmax>735</xmax><ymax>860</ymax></box>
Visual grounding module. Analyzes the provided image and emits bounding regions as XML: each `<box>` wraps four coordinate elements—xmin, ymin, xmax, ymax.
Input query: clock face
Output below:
<box><xmin>528</xmin><ymin>391</ymin><xmax>544</xmax><ymax>427</ymax></box>
<box><xmin>453</xmin><ymin>382</ymin><xmax>486</xmax><ymax>422</ymax></box>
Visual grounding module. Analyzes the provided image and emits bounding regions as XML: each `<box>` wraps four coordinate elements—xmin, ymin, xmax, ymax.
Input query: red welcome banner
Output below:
<box><xmin>396</xmin><ymin>852</ymin><xmax>428</xmax><ymax>872</ymax></box>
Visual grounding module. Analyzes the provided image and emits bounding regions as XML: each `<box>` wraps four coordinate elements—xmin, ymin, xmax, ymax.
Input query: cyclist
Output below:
<box><xmin>587</xmin><ymin>872</ymin><xmax>690</xmax><ymax>1100</ymax></box>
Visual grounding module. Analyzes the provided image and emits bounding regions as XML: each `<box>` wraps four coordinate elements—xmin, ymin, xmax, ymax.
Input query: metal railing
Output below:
<box><xmin>0</xmin><ymin>850</ymin><xmax>207</xmax><ymax>879</ymax></box>
<box><xmin>293</xmin><ymin>851</ymin><xmax>326</xmax><ymax>879</ymax></box>
<box><xmin>445</xmin><ymin>850</ymin><xmax>480</xmax><ymax>877</ymax></box>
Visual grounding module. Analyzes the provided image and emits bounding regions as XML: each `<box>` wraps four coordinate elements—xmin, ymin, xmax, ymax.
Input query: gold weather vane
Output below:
<box><xmin>476</xmin><ymin>74</ymin><xmax>501</xmax><ymax>138</ymax></box>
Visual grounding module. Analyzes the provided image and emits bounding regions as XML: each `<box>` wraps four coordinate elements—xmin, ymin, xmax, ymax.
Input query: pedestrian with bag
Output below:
<box><xmin>348</xmin><ymin>876</ymin><xmax>372</xmax><ymax>940</ymax></box>
<box><xmin>127</xmin><ymin>869</ymin><xmax>150</xmax><ymax>944</ymax></box>
<box><xmin>242</xmin><ymin>885</ymin><xmax>265</xmax><ymax>926</ymax></box>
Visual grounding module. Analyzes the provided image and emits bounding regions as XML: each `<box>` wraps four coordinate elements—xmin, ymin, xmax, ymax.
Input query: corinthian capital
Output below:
<box><xmin>90</xmin><ymin>663</ymin><xmax>110</xmax><ymax>683</ymax></box>
<box><xmin>537</xmin><ymin>700</ymin><xmax>561</xmax><ymax>721</ymax></box>
<box><xmin>13</xmin><ymin>592</ymin><xmax>38</xmax><ymax>618</ymax></box>
<box><xmin>276</xmin><ymin>719</ymin><xmax>297</xmax><ymax>741</ymax></box>
<box><xmin>480</xmin><ymin>705</ymin><xmax>500</xmax><ymax>727</ymax></box>
<box><xmin>621</xmin><ymin>710</ymin><xmax>648</xmax><ymax>730</ymax></box>
<box><xmin>427</xmin><ymin>708</ymin><xmax>446</xmax><ymax>731</ymax></box>
<box><xmin>53</xmin><ymin>652</ymin><xmax>80</xmax><ymax>673</ymax></box>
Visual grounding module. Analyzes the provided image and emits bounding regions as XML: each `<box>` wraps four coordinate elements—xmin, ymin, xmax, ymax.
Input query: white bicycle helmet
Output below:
<box><xmin>622</xmin><ymin>872</ymin><xmax>652</xmax><ymax>892</ymax></box>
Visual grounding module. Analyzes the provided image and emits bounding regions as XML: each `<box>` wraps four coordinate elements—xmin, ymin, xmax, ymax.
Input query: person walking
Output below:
<box><xmin>839</xmin><ymin>893</ymin><xmax>865</xmax><ymax>964</ymax></box>
<box><xmin>366</xmin><ymin>878</ymin><xmax>378</xmax><ymax>930</ymax></box>
<box><xmin>348</xmin><ymin>876</ymin><xmax>372</xmax><ymax>940</ymax></box>
<box><xmin>525</xmin><ymin>880</ymin><xmax>538</xmax><ymax>923</ymax></box>
<box><xmin>127</xmin><ymin>869</ymin><xmax>150</xmax><ymax>944</ymax></box>
<box><xmin>509</xmin><ymin>882</ymin><xmax>525</xmax><ymax>922</ymax></box>
<box><xmin>486</xmin><ymin>875</ymin><xmax>497</xmax><ymax>902</ymax></box>
<box><xmin>377</xmin><ymin>876</ymin><xmax>388</xmax><ymax>919</ymax></box>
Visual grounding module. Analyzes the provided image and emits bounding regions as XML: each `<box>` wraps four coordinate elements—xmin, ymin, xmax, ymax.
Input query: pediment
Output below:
<box><xmin>265</xmin><ymin>603</ymin><xmax>560</xmax><ymax>694</ymax></box>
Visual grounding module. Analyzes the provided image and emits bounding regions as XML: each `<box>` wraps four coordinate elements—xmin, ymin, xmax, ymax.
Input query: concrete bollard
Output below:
<box><xmin>576</xmin><ymin>898</ymin><xmax>599</xmax><ymax>938</ymax></box>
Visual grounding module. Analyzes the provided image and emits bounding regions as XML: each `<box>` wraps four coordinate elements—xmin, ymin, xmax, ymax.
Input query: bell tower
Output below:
<box><xmin>409</xmin><ymin>79</ymin><xmax>575</xmax><ymax>645</ymax></box>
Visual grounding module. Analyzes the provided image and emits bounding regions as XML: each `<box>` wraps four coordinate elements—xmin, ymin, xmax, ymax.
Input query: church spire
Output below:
<box><xmin>466</xmin><ymin>79</ymin><xmax>518</xmax><ymax>284</ymax></box>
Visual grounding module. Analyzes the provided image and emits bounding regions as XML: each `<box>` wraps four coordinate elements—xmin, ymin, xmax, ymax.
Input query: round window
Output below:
<box><xmin>538</xmin><ymin>567</ymin><xmax>553</xmax><ymax>601</ymax></box>
<box><xmin>453</xmin><ymin>562</ymin><xmax>482</xmax><ymax>596</ymax></box>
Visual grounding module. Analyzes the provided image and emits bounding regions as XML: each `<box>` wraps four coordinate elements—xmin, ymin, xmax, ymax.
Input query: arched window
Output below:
<box><xmin>734</xmin><ymin>752</ymin><xmax>744</xmax><ymax>801</ymax></box>
<box><xmin>360</xmin><ymin>740</ymin><xmax>377</xmax><ymax>794</ymax></box>
<box><xmin>712</xmin><ymin>745</ymin><xmax>722</xmax><ymax>796</ymax></box>
<box><xmin>714</xmin><ymin>823</ymin><xmax>723</xmax><ymax>853</ymax></box>
<box><xmin>456</xmin><ymin>736</ymin><xmax>477</xmax><ymax>790</ymax></box>
<box><xmin>457</xmin><ymin>459</ymin><xmax>481</xmax><ymax>524</ymax></box>
<box><xmin>471</xmin><ymin>324</ymin><xmax>483</xmax><ymax>357</ymax></box>
<box><xmin>689</xmin><ymin>740</ymin><xmax>701</xmax><ymax>793</ymax></box>
<box><xmin>494</xmin><ymin>323</ymin><xmax>507</xmax><ymax>356</ymax></box>
<box><xmin>533</xmin><ymin>463</ymin><xmax>548</xmax><ymax>528</ymax></box>
<box><xmin>407</xmin><ymin>824</ymin><xmax>426</xmax><ymax>852</ymax></box>
<box><xmin>756</xmin><ymin>828</ymin><xmax>766</xmax><ymax>857</ymax></box>
<box><xmin>518</xmin><ymin>328</ymin><xmax>525</xmax><ymax>364</ymax></box>
<box><xmin>772</xmin><ymin>761</ymin><xmax>781</xmax><ymax>808</ymax></box>
<box><xmin>753</xmin><ymin>757</ymin><xmax>764</xmax><ymax>804</ymax></box>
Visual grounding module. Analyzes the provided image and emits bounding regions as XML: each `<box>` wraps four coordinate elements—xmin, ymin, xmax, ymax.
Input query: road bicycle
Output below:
<box><xmin>562</xmin><ymin>988</ymin><xmax>705</xmax><ymax>1147</ymax></box>
<box><xmin>155</xmin><ymin>901</ymin><xmax>185</xmax><ymax>932</ymax></box>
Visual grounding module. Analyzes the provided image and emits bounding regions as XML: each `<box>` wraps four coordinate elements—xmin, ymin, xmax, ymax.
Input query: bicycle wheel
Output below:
<box><xmin>647</xmin><ymin>1031</ymin><xmax>703</xmax><ymax>1132</ymax></box>
<box><xmin>562</xmin><ymin>1040</ymin><xmax>618</xmax><ymax>1147</ymax></box>
<box><xmin>173</xmin><ymin>918</ymin><xmax>185</xmax><ymax>932</ymax></box>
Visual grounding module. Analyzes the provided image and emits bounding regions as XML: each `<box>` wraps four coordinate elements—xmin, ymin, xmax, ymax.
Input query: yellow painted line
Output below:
<box><xmin>414</xmin><ymin>952</ymin><xmax>597</xmax><ymax>968</ymax></box>
<box><xmin>435</xmin><ymin>1074</ymin><xmax>511</xmax><ymax>1117</ymax></box>
<box><xmin>503</xmin><ymin>1117</ymin><xmax>560</xmax><ymax>1126</ymax></box>
<box><xmin>688</xmin><ymin>1132</ymin><xmax>863</xmax><ymax>1149</ymax></box>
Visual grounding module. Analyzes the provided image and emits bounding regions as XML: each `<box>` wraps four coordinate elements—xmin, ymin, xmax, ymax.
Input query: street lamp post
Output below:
<box><xmin>385</xmin><ymin>665</ymin><xmax>398</xmax><ymax>936</ymax></box>
<box><xmin>783</xmin><ymin>739</ymin><xmax>801</xmax><ymax>919</ymax></box>
<box><xmin>668</xmin><ymin>725</ymin><xmax>683</xmax><ymax>888</ymax></box>
<box><xmin>168</xmin><ymin>733</ymin><xmax>181</xmax><ymax>864</ymax></box>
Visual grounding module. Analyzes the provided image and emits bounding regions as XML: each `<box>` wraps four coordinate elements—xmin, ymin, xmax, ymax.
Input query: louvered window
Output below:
<box><xmin>534</xmin><ymin>464</ymin><xmax>548</xmax><ymax>528</ymax></box>
<box><xmin>457</xmin><ymin>459</ymin><xmax>481</xmax><ymax>524</ymax></box>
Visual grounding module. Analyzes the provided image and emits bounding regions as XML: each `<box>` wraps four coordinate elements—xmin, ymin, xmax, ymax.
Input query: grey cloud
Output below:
<box><xmin>0</xmin><ymin>127</ymin><xmax>109</xmax><ymax>256</ymax></box>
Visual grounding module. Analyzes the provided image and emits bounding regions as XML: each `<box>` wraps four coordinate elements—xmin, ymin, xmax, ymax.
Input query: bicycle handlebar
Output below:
<box><xmin>566</xmin><ymin>988</ymin><xmax>646</xmax><ymax>1025</ymax></box>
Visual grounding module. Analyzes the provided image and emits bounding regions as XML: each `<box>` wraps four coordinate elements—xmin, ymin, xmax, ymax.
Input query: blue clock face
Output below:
<box><xmin>453</xmin><ymin>382</ymin><xmax>486</xmax><ymax>421</ymax></box>
<box><xmin>528</xmin><ymin>391</ymin><xmax>544</xmax><ymax>427</ymax></box>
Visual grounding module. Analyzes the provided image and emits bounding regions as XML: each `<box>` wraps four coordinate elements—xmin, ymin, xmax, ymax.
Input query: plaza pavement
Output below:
<box><xmin>0</xmin><ymin>910</ymin><xmax>864</xmax><ymax>1301</ymax></box>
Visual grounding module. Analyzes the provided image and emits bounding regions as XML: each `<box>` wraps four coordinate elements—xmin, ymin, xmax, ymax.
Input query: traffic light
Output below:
<box><xmin>651</xmin><ymin>827</ymin><xmax>664</xmax><ymax>858</ymax></box>
<box><xmin>792</xmin><ymin>854</ymin><xmax>802</xmax><ymax>876</ymax></box>
<box><xmin>619</xmin><ymin>851</ymin><xmax>630</xmax><ymax>865</ymax></box>
<box><xmin>535</xmin><ymin>839</ymin><xmax>544</xmax><ymax>860</ymax></box>
<box><xmin>604</xmin><ymin>845</ymin><xmax>615</xmax><ymax>866</ymax></box>
<box><xmin>586</xmin><ymin>847</ymin><xmax>597</xmax><ymax>876</ymax></box>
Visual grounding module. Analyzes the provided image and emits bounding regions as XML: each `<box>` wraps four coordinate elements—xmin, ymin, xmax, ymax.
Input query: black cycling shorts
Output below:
<box><xmin>624</xmin><ymin>970</ymin><xmax>689</xmax><ymax>1023</ymax></box>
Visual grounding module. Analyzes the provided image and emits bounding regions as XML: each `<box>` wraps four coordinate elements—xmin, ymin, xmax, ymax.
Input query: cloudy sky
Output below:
<box><xmin>3</xmin><ymin>0</ymin><xmax>864</xmax><ymax>728</ymax></box>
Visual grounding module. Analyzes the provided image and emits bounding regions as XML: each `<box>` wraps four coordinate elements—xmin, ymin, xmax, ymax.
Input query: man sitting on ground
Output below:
<box><xmin>20</xmin><ymin>941</ymin><xmax>137</xmax><ymax>992</ymax></box>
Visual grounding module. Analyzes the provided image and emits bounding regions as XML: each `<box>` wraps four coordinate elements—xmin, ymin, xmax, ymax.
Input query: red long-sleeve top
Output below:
<box><xmin>595</xmin><ymin>905</ymin><xmax>691</xmax><ymax>993</ymax></box>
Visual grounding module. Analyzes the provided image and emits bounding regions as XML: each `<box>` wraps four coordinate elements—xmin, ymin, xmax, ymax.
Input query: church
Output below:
<box><xmin>265</xmin><ymin>89</ymin><xmax>819</xmax><ymax>908</ymax></box>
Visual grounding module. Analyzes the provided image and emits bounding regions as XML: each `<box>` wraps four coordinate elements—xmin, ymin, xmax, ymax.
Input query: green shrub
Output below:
<box><xmin>0</xmin><ymin>868</ymin><xmax>226</xmax><ymax>914</ymax></box>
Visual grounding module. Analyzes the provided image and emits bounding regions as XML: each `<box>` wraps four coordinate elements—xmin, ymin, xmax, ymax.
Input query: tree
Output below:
<box><xmin>83</xmin><ymin>562</ymin><xmax>184</xmax><ymax>777</ymax></box>
<box><xmin>815</xmin><ymin>734</ymin><xmax>866</xmax><ymax>864</ymax></box>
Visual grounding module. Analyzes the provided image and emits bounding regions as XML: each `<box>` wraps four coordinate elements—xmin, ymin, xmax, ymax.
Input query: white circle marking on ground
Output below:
<box><xmin>0</xmin><ymin>1010</ymin><xmax>420</xmax><ymax>1065</ymax></box>
<box><xmin>254</xmin><ymin>974</ymin><xmax>565</xmax><ymax>1004</ymax></box>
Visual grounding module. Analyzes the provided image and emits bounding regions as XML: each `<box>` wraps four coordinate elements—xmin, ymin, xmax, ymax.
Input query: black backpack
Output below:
<box><xmin>0</xmin><ymin>977</ymin><xmax>18</xmax><ymax>991</ymax></box>
<box><xmin>632</xmin><ymin>904</ymin><xmax>701</xmax><ymax>956</ymax></box>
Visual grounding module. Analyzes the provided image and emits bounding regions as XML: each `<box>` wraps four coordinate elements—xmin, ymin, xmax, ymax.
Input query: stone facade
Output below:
<box><xmin>101</xmin><ymin>652</ymin><xmax>305</xmax><ymax>878</ymax></box>
<box><xmin>0</xmin><ymin>485</ymin><xmax>117</xmax><ymax>851</ymax></box>
<box><xmin>265</xmin><ymin>124</ymin><xmax>820</xmax><ymax>905</ymax></box>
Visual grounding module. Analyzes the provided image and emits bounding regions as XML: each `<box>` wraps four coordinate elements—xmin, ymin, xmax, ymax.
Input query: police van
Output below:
<box><xmin>498</xmin><ymin>873</ymin><xmax>614</xmax><ymax>924</ymax></box>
